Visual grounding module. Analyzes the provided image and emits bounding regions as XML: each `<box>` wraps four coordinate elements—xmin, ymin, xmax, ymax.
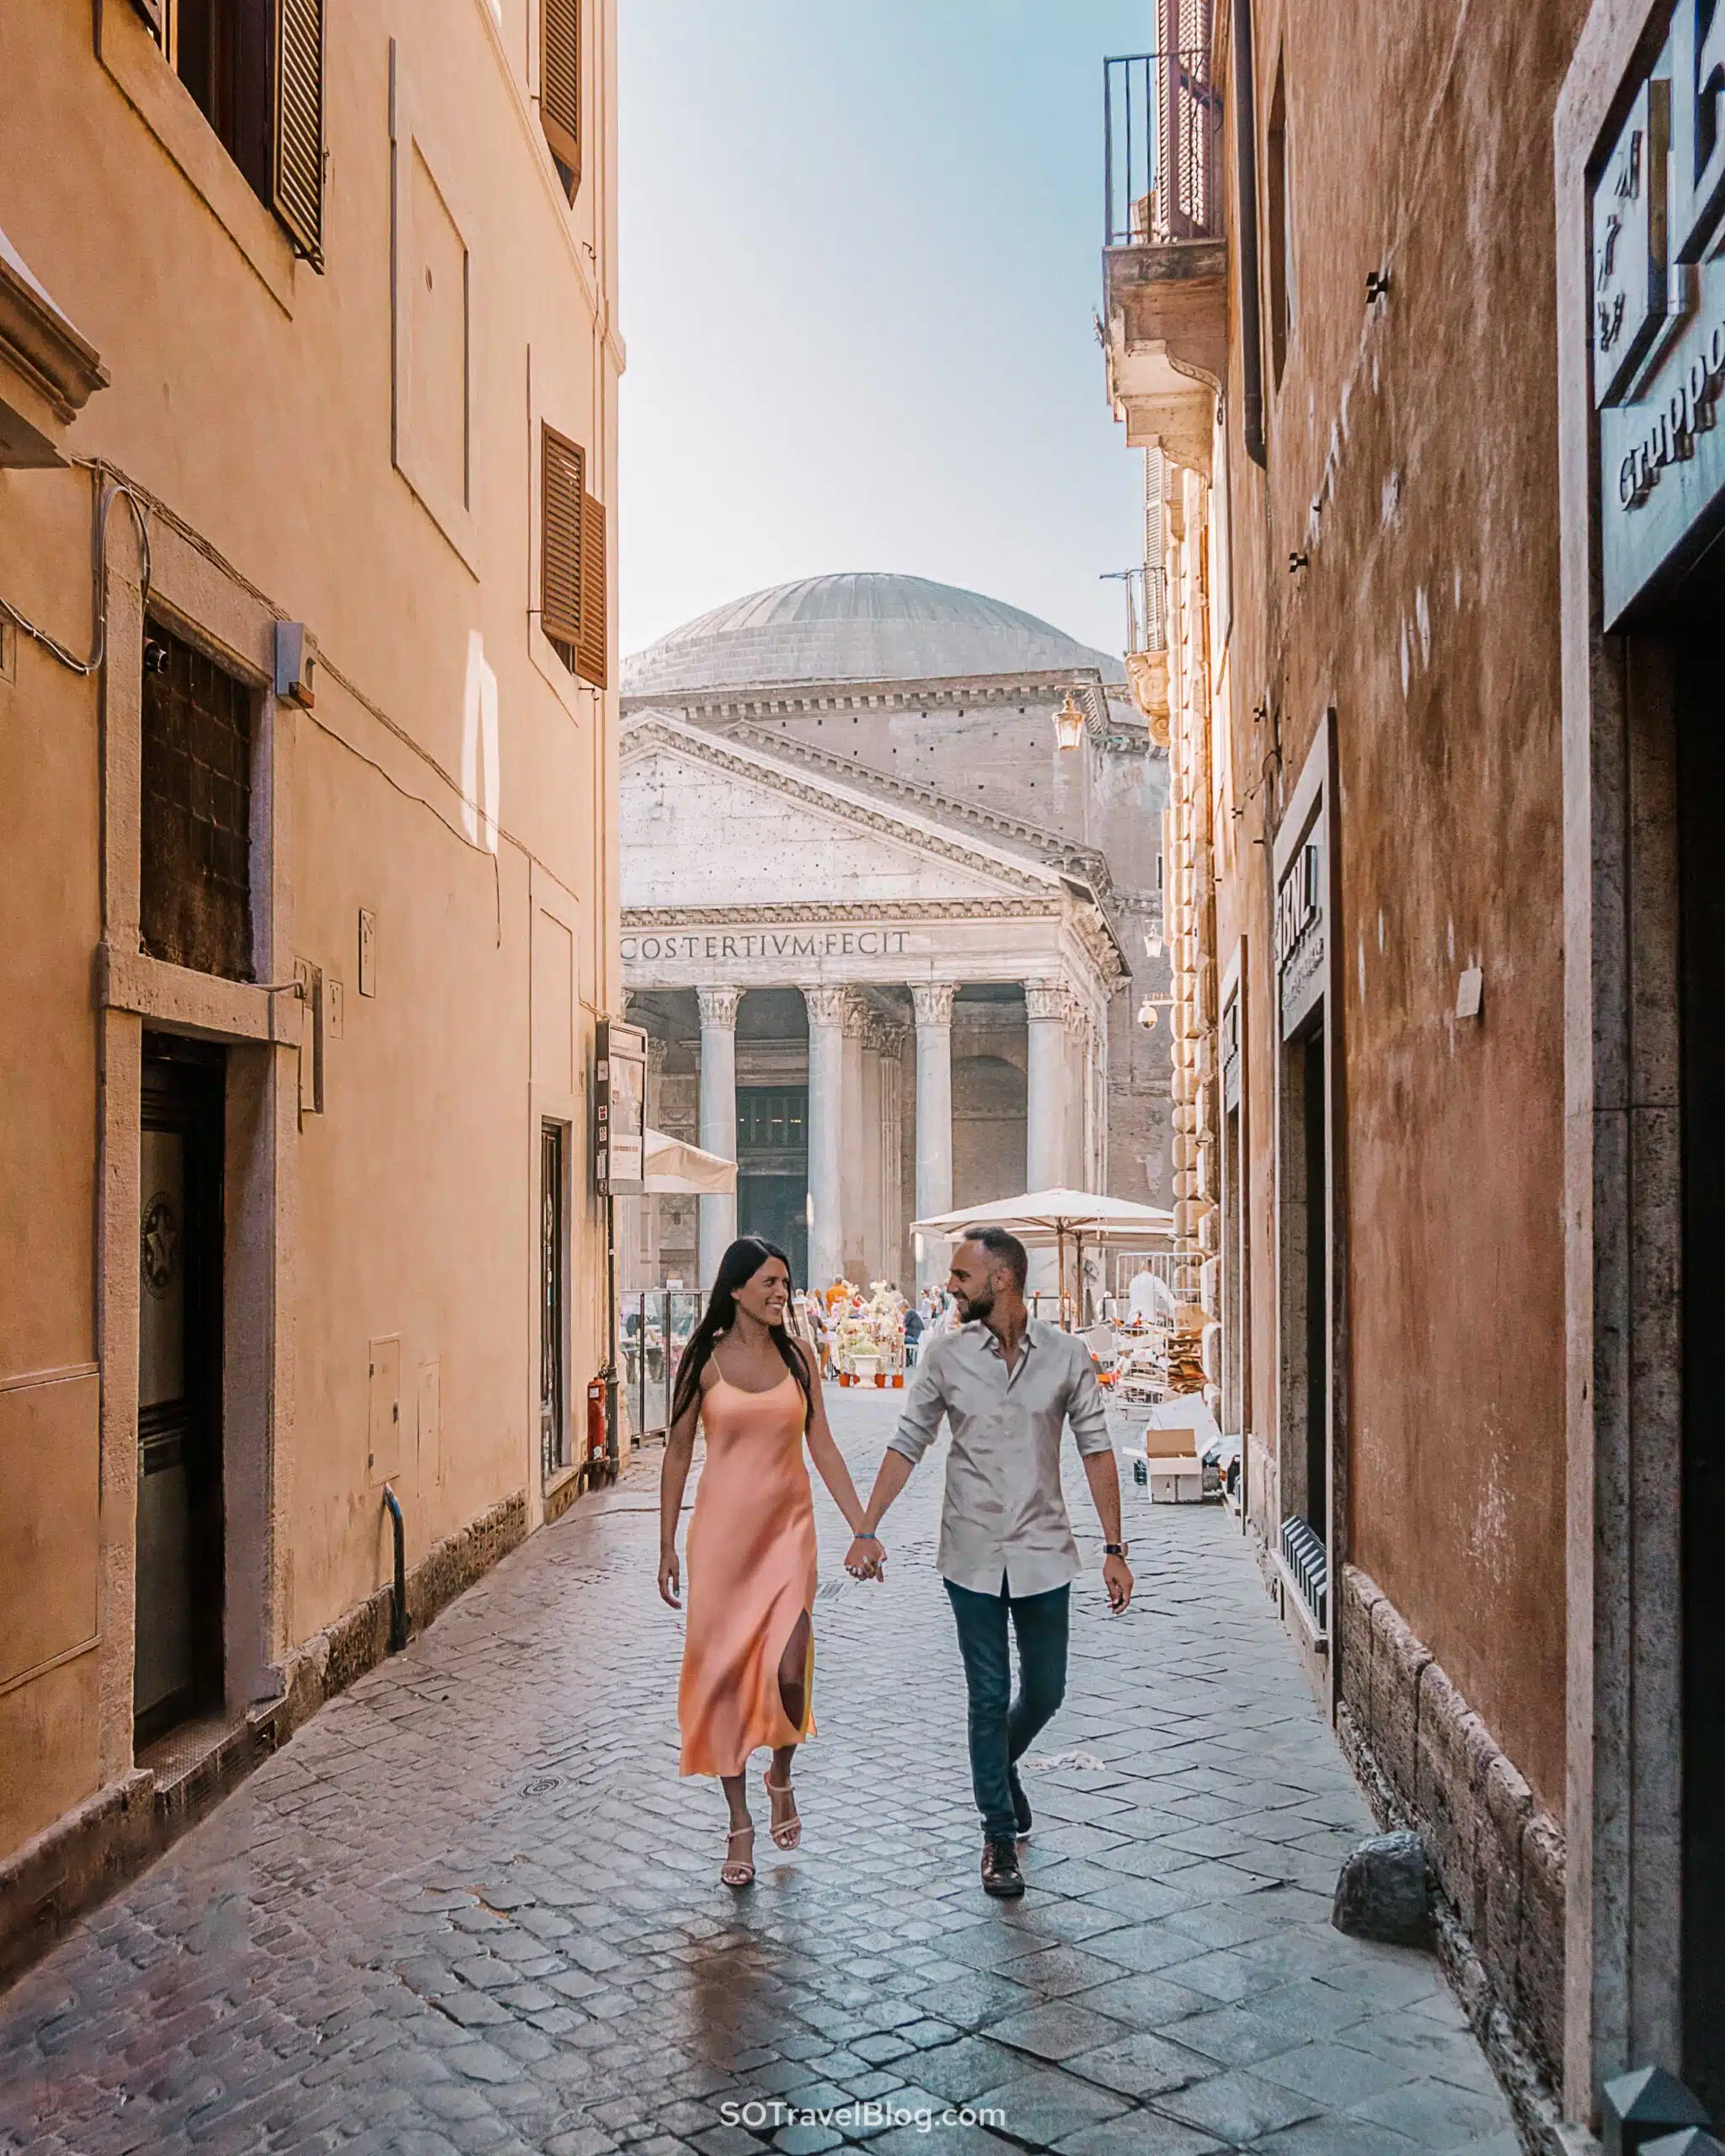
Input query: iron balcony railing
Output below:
<box><xmin>1104</xmin><ymin>46</ymin><xmax>1224</xmax><ymax>249</ymax></box>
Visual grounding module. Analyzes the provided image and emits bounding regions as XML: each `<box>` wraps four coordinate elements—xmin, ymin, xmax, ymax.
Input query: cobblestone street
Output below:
<box><xmin>0</xmin><ymin>1394</ymin><xmax>1518</xmax><ymax>2156</ymax></box>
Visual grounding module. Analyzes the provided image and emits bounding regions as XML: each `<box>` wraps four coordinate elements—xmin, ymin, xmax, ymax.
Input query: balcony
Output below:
<box><xmin>1102</xmin><ymin>45</ymin><xmax>1227</xmax><ymax>475</ymax></box>
<box><xmin>1117</xmin><ymin>563</ymin><xmax>1170</xmax><ymax>739</ymax></box>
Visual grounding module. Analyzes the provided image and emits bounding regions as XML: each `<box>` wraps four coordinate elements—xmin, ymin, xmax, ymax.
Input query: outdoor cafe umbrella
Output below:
<box><xmin>910</xmin><ymin>1187</ymin><xmax>1174</xmax><ymax>1326</ymax></box>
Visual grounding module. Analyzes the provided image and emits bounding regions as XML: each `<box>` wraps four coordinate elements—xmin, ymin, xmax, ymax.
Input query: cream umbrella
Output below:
<box><xmin>911</xmin><ymin>1187</ymin><xmax>1175</xmax><ymax>1326</ymax></box>
<box><xmin>640</xmin><ymin>1128</ymin><xmax>736</xmax><ymax>1194</ymax></box>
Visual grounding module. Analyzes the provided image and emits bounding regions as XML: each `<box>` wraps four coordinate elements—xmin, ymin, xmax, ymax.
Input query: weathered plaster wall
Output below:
<box><xmin>1222</xmin><ymin>0</ymin><xmax>1587</xmax><ymax>1817</ymax></box>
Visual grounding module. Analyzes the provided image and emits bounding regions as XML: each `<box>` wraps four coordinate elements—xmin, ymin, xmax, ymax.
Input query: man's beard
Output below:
<box><xmin>954</xmin><ymin>1285</ymin><xmax>994</xmax><ymax>1323</ymax></box>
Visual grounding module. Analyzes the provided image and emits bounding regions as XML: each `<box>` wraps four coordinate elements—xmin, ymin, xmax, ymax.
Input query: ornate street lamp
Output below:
<box><xmin>1053</xmin><ymin>690</ymin><xmax>1087</xmax><ymax>752</ymax></box>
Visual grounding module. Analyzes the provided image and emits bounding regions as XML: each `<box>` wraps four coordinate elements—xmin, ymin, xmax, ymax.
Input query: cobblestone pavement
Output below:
<box><xmin>0</xmin><ymin>1392</ymin><xmax>1519</xmax><ymax>2156</ymax></box>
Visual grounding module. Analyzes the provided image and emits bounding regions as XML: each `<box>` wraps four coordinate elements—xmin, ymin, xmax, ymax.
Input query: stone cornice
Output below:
<box><xmin>620</xmin><ymin>666</ymin><xmax>1130</xmax><ymax>720</ymax></box>
<box><xmin>622</xmin><ymin>711</ymin><xmax>1060</xmax><ymax>899</ymax></box>
<box><xmin>622</xmin><ymin>899</ymin><xmax>1060</xmax><ymax>927</ymax></box>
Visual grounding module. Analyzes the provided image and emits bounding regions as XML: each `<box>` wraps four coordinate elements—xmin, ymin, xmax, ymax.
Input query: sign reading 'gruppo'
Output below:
<box><xmin>1593</xmin><ymin>1</ymin><xmax>1725</xmax><ymax>624</ymax></box>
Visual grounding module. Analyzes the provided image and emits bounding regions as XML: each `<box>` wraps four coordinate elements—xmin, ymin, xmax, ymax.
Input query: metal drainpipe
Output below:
<box><xmin>382</xmin><ymin>1485</ymin><xmax>409</xmax><ymax>1652</ymax></box>
<box><xmin>1233</xmin><ymin>0</ymin><xmax>1268</xmax><ymax>469</ymax></box>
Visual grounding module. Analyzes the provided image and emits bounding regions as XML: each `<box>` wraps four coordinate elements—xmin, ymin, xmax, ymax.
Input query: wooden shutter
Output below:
<box><xmin>576</xmin><ymin>490</ymin><xmax>608</xmax><ymax>689</ymax></box>
<box><xmin>542</xmin><ymin>424</ymin><xmax>585</xmax><ymax>655</ymax></box>
<box><xmin>542</xmin><ymin>0</ymin><xmax>581</xmax><ymax>197</ymax></box>
<box><xmin>272</xmin><ymin>0</ymin><xmax>326</xmax><ymax>268</ymax></box>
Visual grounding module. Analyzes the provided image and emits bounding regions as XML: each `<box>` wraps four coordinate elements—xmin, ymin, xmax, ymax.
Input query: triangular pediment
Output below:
<box><xmin>621</xmin><ymin>712</ymin><xmax>1058</xmax><ymax>912</ymax></box>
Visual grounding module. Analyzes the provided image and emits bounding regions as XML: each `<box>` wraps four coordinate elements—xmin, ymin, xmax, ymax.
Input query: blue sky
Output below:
<box><xmin>617</xmin><ymin>0</ymin><xmax>1151</xmax><ymax>662</ymax></box>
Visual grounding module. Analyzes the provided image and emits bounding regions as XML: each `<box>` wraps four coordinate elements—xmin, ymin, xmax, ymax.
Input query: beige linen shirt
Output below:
<box><xmin>887</xmin><ymin>1318</ymin><xmax>1114</xmax><ymax>1596</ymax></box>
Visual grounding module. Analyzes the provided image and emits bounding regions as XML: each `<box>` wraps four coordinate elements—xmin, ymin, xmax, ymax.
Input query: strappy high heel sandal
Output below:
<box><xmin>721</xmin><ymin>1824</ymin><xmax>756</xmax><ymax>1888</ymax></box>
<box><xmin>763</xmin><ymin>1772</ymin><xmax>801</xmax><ymax>1850</ymax></box>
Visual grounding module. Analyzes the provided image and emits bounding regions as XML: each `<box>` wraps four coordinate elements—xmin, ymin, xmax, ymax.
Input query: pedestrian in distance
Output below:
<box><xmin>658</xmin><ymin>1236</ymin><xmax>879</xmax><ymax>1888</ymax></box>
<box><xmin>903</xmin><ymin>1299</ymin><xmax>925</xmax><ymax>1368</ymax></box>
<box><xmin>846</xmin><ymin>1227</ymin><xmax>1133</xmax><ymax>1899</ymax></box>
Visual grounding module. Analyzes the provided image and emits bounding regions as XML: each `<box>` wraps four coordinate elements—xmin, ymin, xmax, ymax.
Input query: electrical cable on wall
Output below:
<box><xmin>0</xmin><ymin>462</ymin><xmax>152</xmax><ymax>676</ymax></box>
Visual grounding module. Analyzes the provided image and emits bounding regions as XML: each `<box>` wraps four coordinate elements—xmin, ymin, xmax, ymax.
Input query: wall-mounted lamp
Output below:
<box><xmin>1053</xmin><ymin>690</ymin><xmax>1087</xmax><ymax>752</ymax></box>
<box><xmin>1137</xmin><ymin>1001</ymin><xmax>1160</xmax><ymax>1031</ymax></box>
<box><xmin>1144</xmin><ymin>931</ymin><xmax>1164</xmax><ymax>960</ymax></box>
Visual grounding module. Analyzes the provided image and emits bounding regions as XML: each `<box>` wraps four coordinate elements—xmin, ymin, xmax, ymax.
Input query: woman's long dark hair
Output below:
<box><xmin>670</xmin><ymin>1235</ymin><xmax>813</xmax><ymax>1432</ymax></box>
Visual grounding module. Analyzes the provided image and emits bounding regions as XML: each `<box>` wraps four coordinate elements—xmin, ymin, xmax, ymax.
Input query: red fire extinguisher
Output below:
<box><xmin>585</xmin><ymin>1379</ymin><xmax>607</xmax><ymax>1465</ymax></box>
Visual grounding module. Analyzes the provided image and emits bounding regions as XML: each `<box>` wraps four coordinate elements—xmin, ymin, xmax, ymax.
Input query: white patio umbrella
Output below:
<box><xmin>640</xmin><ymin>1127</ymin><xmax>735</xmax><ymax>1195</ymax></box>
<box><xmin>910</xmin><ymin>1187</ymin><xmax>1174</xmax><ymax>1326</ymax></box>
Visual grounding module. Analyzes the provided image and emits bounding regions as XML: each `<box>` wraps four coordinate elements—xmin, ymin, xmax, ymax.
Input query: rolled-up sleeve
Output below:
<box><xmin>1065</xmin><ymin>1348</ymin><xmax>1114</xmax><ymax>1457</ymax></box>
<box><xmin>889</xmin><ymin>1349</ymin><xmax>948</xmax><ymax>1465</ymax></box>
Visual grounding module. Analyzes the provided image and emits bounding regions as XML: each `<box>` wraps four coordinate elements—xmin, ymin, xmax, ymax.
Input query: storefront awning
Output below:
<box><xmin>641</xmin><ymin>1128</ymin><xmax>736</xmax><ymax>1195</ymax></box>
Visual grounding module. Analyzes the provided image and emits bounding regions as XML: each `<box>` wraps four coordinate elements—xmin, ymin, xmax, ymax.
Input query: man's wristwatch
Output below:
<box><xmin>1103</xmin><ymin>1542</ymin><xmax>1130</xmax><ymax>1558</ymax></box>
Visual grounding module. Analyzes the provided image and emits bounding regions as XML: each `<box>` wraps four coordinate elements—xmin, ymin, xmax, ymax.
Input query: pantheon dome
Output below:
<box><xmin>622</xmin><ymin>572</ymin><xmax>1126</xmax><ymax>698</ymax></box>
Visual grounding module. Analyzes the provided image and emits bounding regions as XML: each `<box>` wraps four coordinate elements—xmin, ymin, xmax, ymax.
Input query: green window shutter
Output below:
<box><xmin>272</xmin><ymin>0</ymin><xmax>326</xmax><ymax>268</ymax></box>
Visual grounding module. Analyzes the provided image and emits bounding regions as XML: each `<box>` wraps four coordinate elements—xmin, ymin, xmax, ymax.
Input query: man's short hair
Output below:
<box><xmin>961</xmin><ymin>1225</ymin><xmax>1028</xmax><ymax>1291</ymax></box>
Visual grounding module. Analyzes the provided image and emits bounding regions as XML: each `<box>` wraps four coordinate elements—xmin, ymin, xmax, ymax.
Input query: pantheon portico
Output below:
<box><xmin>617</xmin><ymin>574</ymin><xmax>1169</xmax><ymax>1293</ymax></box>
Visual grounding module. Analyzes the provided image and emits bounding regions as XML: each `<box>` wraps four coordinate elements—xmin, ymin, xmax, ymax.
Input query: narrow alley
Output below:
<box><xmin>0</xmin><ymin>1396</ymin><xmax>1515</xmax><ymax>2156</ymax></box>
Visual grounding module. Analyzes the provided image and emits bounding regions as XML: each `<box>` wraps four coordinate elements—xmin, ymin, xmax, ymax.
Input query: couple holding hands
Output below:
<box><xmin>658</xmin><ymin>1225</ymin><xmax>1133</xmax><ymax>1897</ymax></box>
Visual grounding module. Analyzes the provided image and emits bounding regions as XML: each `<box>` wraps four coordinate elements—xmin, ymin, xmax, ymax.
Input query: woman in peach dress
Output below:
<box><xmin>658</xmin><ymin>1237</ymin><xmax>880</xmax><ymax>1886</ymax></box>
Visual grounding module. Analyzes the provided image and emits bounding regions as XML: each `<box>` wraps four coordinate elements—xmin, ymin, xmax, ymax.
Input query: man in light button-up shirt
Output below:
<box><xmin>846</xmin><ymin>1229</ymin><xmax>1132</xmax><ymax>1899</ymax></box>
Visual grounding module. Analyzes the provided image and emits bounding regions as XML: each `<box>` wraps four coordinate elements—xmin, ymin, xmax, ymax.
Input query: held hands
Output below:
<box><xmin>658</xmin><ymin>1550</ymin><xmax>682</xmax><ymax>1609</ymax></box>
<box><xmin>845</xmin><ymin>1532</ymin><xmax>885</xmax><ymax>1582</ymax></box>
<box><xmin>1102</xmin><ymin>1553</ymin><xmax>1134</xmax><ymax>1613</ymax></box>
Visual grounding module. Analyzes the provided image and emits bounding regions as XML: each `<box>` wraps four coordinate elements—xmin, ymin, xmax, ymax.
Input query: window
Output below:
<box><xmin>541</xmin><ymin>0</ymin><xmax>581</xmax><ymax>199</ymax></box>
<box><xmin>156</xmin><ymin>0</ymin><xmax>326</xmax><ymax>266</ymax></box>
<box><xmin>541</xmin><ymin>423</ymin><xmax>609</xmax><ymax>688</ymax></box>
<box><xmin>1266</xmin><ymin>59</ymin><xmax>1291</xmax><ymax>388</ymax></box>
<box><xmin>141</xmin><ymin>622</ymin><xmax>254</xmax><ymax>982</ymax></box>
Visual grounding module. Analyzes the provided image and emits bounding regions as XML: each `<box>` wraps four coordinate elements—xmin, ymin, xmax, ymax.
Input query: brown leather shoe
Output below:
<box><xmin>981</xmin><ymin>1835</ymin><xmax>1024</xmax><ymax>1898</ymax></box>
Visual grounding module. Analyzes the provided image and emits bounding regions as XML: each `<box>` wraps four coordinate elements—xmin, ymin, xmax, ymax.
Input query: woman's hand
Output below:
<box><xmin>845</xmin><ymin>1533</ymin><xmax>884</xmax><ymax>1581</ymax></box>
<box><xmin>658</xmin><ymin>1549</ymin><xmax>682</xmax><ymax>1608</ymax></box>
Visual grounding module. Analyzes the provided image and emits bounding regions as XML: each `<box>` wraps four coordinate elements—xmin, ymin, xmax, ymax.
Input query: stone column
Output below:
<box><xmin>804</xmin><ymin>985</ymin><xmax>846</xmax><ymax>1292</ymax></box>
<box><xmin>841</xmin><ymin>992</ymin><xmax>869</xmax><ymax>1282</ymax></box>
<box><xmin>1024</xmin><ymin>979</ymin><xmax>1069</xmax><ymax>1193</ymax></box>
<box><xmin>876</xmin><ymin>1020</ymin><xmax>905</xmax><ymax>1286</ymax></box>
<box><xmin>911</xmin><ymin>982</ymin><xmax>956</xmax><ymax>1289</ymax></box>
<box><xmin>697</xmin><ymin>986</ymin><xmax>739</xmax><ymax>1289</ymax></box>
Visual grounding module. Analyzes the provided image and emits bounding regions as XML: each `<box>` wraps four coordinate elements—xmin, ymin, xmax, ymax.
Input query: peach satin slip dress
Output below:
<box><xmin>678</xmin><ymin>1369</ymin><xmax>817</xmax><ymax>1777</ymax></box>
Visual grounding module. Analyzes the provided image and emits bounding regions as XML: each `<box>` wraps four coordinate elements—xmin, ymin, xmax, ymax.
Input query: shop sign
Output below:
<box><xmin>1595</xmin><ymin>4</ymin><xmax>1725</xmax><ymax>624</ymax></box>
<box><xmin>1277</xmin><ymin>836</ymin><xmax>1325</xmax><ymax>1040</ymax></box>
<box><xmin>595</xmin><ymin>1017</ymin><xmax>646</xmax><ymax>1194</ymax></box>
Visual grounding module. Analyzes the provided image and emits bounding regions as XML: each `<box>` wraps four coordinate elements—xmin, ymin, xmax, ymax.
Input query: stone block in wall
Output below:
<box><xmin>1414</xmin><ymin>1662</ymin><xmax>1479</xmax><ymax>1933</ymax></box>
<box><xmin>1338</xmin><ymin>1566</ymin><xmax>1381</xmax><ymax>1737</ymax></box>
<box><xmin>1473</xmin><ymin>1742</ymin><xmax>1531</xmax><ymax>2020</ymax></box>
<box><xmin>1370</xmin><ymin>1588</ymin><xmax>1429</xmax><ymax>1798</ymax></box>
<box><xmin>1517</xmin><ymin>1808</ymin><xmax>1566</xmax><ymax>2084</ymax></box>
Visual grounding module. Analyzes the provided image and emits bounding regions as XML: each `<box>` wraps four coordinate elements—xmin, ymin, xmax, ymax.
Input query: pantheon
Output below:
<box><xmin>619</xmin><ymin>573</ymin><xmax>1169</xmax><ymax>1293</ymax></box>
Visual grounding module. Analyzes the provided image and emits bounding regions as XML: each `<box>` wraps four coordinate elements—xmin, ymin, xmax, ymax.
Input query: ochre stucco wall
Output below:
<box><xmin>0</xmin><ymin>0</ymin><xmax>619</xmax><ymax>1859</ymax></box>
